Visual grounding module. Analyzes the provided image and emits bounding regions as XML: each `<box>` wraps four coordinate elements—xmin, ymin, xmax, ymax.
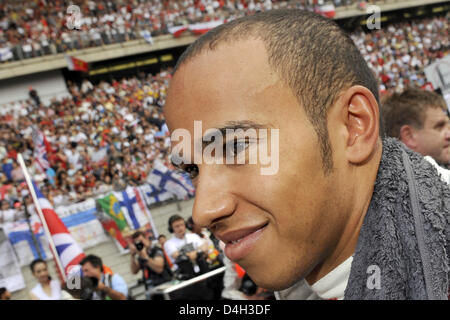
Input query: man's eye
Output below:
<box><xmin>224</xmin><ymin>139</ymin><xmax>249</xmax><ymax>157</ymax></box>
<box><xmin>180</xmin><ymin>164</ymin><xmax>199</xmax><ymax>179</ymax></box>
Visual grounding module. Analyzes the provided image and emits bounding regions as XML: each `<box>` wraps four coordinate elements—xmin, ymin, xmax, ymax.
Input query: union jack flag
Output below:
<box><xmin>31</xmin><ymin>181</ymin><xmax>85</xmax><ymax>277</ymax></box>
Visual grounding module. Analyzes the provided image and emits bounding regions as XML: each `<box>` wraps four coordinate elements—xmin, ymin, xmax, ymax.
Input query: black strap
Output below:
<box><xmin>402</xmin><ymin>150</ymin><xmax>435</xmax><ymax>300</ymax></box>
<box><xmin>100</xmin><ymin>274</ymin><xmax>113</xmax><ymax>300</ymax></box>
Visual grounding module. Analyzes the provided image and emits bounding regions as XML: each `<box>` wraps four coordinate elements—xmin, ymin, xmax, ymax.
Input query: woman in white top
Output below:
<box><xmin>29</xmin><ymin>259</ymin><xmax>62</xmax><ymax>300</ymax></box>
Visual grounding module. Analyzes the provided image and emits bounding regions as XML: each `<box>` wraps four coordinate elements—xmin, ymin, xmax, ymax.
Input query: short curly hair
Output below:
<box><xmin>381</xmin><ymin>87</ymin><xmax>447</xmax><ymax>138</ymax></box>
<box><xmin>173</xmin><ymin>9</ymin><xmax>380</xmax><ymax>174</ymax></box>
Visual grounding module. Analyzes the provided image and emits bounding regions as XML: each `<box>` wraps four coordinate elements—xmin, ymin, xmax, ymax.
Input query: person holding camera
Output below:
<box><xmin>80</xmin><ymin>255</ymin><xmax>128</xmax><ymax>300</ymax></box>
<box><xmin>129</xmin><ymin>231</ymin><xmax>173</xmax><ymax>290</ymax></box>
<box><xmin>164</xmin><ymin>215</ymin><xmax>210</xmax><ymax>275</ymax></box>
<box><xmin>163</xmin><ymin>215</ymin><xmax>216</xmax><ymax>300</ymax></box>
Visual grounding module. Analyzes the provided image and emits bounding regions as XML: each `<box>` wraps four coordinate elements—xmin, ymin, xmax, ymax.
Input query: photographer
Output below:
<box><xmin>129</xmin><ymin>231</ymin><xmax>173</xmax><ymax>289</ymax></box>
<box><xmin>186</xmin><ymin>216</ymin><xmax>224</xmax><ymax>269</ymax></box>
<box><xmin>80</xmin><ymin>255</ymin><xmax>128</xmax><ymax>300</ymax></box>
<box><xmin>164</xmin><ymin>215</ymin><xmax>210</xmax><ymax>276</ymax></box>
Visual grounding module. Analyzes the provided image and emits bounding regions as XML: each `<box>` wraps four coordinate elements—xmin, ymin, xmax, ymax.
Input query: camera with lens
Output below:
<box><xmin>79</xmin><ymin>276</ymin><xmax>99</xmax><ymax>300</ymax></box>
<box><xmin>134</xmin><ymin>241</ymin><xmax>144</xmax><ymax>252</ymax></box>
<box><xmin>174</xmin><ymin>243</ymin><xmax>196</xmax><ymax>280</ymax></box>
<box><xmin>174</xmin><ymin>243</ymin><xmax>210</xmax><ymax>280</ymax></box>
<box><xmin>179</xmin><ymin>243</ymin><xmax>194</xmax><ymax>256</ymax></box>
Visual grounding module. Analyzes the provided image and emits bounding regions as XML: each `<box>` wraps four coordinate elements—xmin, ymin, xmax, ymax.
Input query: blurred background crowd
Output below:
<box><xmin>0</xmin><ymin>0</ymin><xmax>386</xmax><ymax>61</ymax></box>
<box><xmin>1</xmin><ymin>69</ymin><xmax>173</xmax><ymax>224</ymax></box>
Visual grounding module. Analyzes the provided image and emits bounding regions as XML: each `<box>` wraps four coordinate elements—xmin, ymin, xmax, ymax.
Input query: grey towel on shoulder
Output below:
<box><xmin>344</xmin><ymin>138</ymin><xmax>449</xmax><ymax>299</ymax></box>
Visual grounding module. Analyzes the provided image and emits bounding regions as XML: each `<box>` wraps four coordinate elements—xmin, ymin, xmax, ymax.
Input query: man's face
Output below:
<box><xmin>1</xmin><ymin>201</ymin><xmax>9</xmax><ymax>210</ymax></box>
<box><xmin>413</xmin><ymin>107</ymin><xmax>450</xmax><ymax>165</ymax></box>
<box><xmin>81</xmin><ymin>262</ymin><xmax>101</xmax><ymax>280</ymax></box>
<box><xmin>172</xmin><ymin>219</ymin><xmax>186</xmax><ymax>238</ymax></box>
<box><xmin>1</xmin><ymin>290</ymin><xmax>11</xmax><ymax>300</ymax></box>
<box><xmin>134</xmin><ymin>234</ymin><xmax>150</xmax><ymax>249</ymax></box>
<box><xmin>164</xmin><ymin>39</ymin><xmax>350</xmax><ymax>290</ymax></box>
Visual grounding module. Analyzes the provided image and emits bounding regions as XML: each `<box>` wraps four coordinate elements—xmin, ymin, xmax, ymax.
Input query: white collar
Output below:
<box><xmin>309</xmin><ymin>256</ymin><xmax>353</xmax><ymax>300</ymax></box>
<box><xmin>275</xmin><ymin>256</ymin><xmax>353</xmax><ymax>300</ymax></box>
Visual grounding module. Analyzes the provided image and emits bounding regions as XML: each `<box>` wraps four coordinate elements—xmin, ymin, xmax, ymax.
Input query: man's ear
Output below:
<box><xmin>338</xmin><ymin>85</ymin><xmax>380</xmax><ymax>165</ymax></box>
<box><xmin>399</xmin><ymin>125</ymin><xmax>418</xmax><ymax>150</ymax></box>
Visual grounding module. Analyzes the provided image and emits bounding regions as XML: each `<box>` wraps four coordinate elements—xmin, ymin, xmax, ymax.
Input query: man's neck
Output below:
<box><xmin>175</xmin><ymin>233</ymin><xmax>185</xmax><ymax>240</ymax></box>
<box><xmin>306</xmin><ymin>143</ymin><xmax>382</xmax><ymax>285</ymax></box>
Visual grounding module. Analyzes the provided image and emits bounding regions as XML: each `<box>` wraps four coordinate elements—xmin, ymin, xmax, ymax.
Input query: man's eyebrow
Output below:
<box><xmin>170</xmin><ymin>121</ymin><xmax>273</xmax><ymax>167</ymax></box>
<box><xmin>201</xmin><ymin>120</ymin><xmax>272</xmax><ymax>143</ymax></box>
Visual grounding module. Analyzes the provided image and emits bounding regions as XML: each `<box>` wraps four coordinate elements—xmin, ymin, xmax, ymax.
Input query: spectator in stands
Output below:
<box><xmin>382</xmin><ymin>87</ymin><xmax>450</xmax><ymax>183</ymax></box>
<box><xmin>10</xmin><ymin>161</ymin><xmax>24</xmax><ymax>182</ymax></box>
<box><xmin>1</xmin><ymin>158</ymin><xmax>13</xmax><ymax>182</ymax></box>
<box><xmin>0</xmin><ymin>287</ymin><xmax>11</xmax><ymax>300</ymax></box>
<box><xmin>29</xmin><ymin>258</ymin><xmax>62</xmax><ymax>300</ymax></box>
<box><xmin>157</xmin><ymin>234</ymin><xmax>174</xmax><ymax>269</ymax></box>
<box><xmin>163</xmin><ymin>9</ymin><xmax>449</xmax><ymax>299</ymax></box>
<box><xmin>28</xmin><ymin>87</ymin><xmax>40</xmax><ymax>106</ymax></box>
<box><xmin>80</xmin><ymin>254</ymin><xmax>128</xmax><ymax>300</ymax></box>
<box><xmin>129</xmin><ymin>230</ymin><xmax>173</xmax><ymax>288</ymax></box>
<box><xmin>158</xmin><ymin>234</ymin><xmax>167</xmax><ymax>248</ymax></box>
<box><xmin>0</xmin><ymin>199</ymin><xmax>17</xmax><ymax>225</ymax></box>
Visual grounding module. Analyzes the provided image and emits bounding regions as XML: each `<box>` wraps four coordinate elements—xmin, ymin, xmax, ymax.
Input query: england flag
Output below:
<box><xmin>31</xmin><ymin>181</ymin><xmax>85</xmax><ymax>276</ymax></box>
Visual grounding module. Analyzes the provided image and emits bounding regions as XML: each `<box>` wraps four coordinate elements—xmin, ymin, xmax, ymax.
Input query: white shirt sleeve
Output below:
<box><xmin>110</xmin><ymin>274</ymin><xmax>128</xmax><ymax>297</ymax></box>
<box><xmin>424</xmin><ymin>156</ymin><xmax>450</xmax><ymax>185</ymax></box>
<box><xmin>164</xmin><ymin>239</ymin><xmax>178</xmax><ymax>262</ymax></box>
<box><xmin>187</xmin><ymin>233</ymin><xmax>206</xmax><ymax>250</ymax></box>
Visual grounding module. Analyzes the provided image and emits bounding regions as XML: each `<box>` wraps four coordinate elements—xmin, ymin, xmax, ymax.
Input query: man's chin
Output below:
<box><xmin>436</xmin><ymin>156</ymin><xmax>450</xmax><ymax>166</ymax></box>
<box><xmin>244</xmin><ymin>267</ymin><xmax>303</xmax><ymax>292</ymax></box>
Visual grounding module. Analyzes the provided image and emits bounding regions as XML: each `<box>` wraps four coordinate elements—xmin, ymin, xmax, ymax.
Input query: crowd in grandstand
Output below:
<box><xmin>0</xmin><ymin>69</ymin><xmax>173</xmax><ymax>224</ymax></box>
<box><xmin>0</xmin><ymin>0</ymin><xmax>367</xmax><ymax>61</ymax></box>
<box><xmin>352</xmin><ymin>16</ymin><xmax>449</xmax><ymax>94</ymax></box>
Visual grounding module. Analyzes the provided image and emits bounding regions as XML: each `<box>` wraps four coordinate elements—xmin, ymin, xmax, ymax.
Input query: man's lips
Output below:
<box><xmin>215</xmin><ymin>222</ymin><xmax>269</xmax><ymax>244</ymax></box>
<box><xmin>215</xmin><ymin>222</ymin><xmax>269</xmax><ymax>262</ymax></box>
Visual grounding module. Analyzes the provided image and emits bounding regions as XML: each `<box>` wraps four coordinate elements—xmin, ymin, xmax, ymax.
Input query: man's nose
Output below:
<box><xmin>192</xmin><ymin>165</ymin><xmax>237</xmax><ymax>229</ymax></box>
<box><xmin>444</xmin><ymin>124</ymin><xmax>450</xmax><ymax>140</ymax></box>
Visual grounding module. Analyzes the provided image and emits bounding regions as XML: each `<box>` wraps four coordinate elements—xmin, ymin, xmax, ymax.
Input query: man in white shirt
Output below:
<box><xmin>64</xmin><ymin>141</ymin><xmax>83</xmax><ymax>171</ymax></box>
<box><xmin>382</xmin><ymin>87</ymin><xmax>450</xmax><ymax>183</ymax></box>
<box><xmin>164</xmin><ymin>214</ymin><xmax>209</xmax><ymax>270</ymax></box>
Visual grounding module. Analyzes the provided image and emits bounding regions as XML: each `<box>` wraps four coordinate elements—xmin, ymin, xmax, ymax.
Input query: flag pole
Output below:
<box><xmin>136</xmin><ymin>185</ymin><xmax>159</xmax><ymax>238</ymax></box>
<box><xmin>23</xmin><ymin>197</ymin><xmax>43</xmax><ymax>260</ymax></box>
<box><xmin>17</xmin><ymin>153</ymin><xmax>67</xmax><ymax>283</ymax></box>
